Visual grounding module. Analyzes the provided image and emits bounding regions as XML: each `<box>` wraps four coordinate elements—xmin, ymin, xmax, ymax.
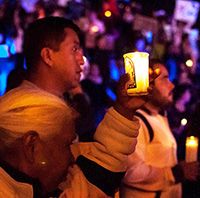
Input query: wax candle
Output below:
<box><xmin>185</xmin><ymin>136</ymin><xmax>198</xmax><ymax>162</ymax></box>
<box><xmin>123</xmin><ymin>52</ymin><xmax>149</xmax><ymax>96</ymax></box>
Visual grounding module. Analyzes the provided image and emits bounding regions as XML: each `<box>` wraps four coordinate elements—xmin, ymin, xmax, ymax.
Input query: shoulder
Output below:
<box><xmin>1</xmin><ymin>80</ymin><xmax>67</xmax><ymax>109</ymax></box>
<box><xmin>135</xmin><ymin>110</ymin><xmax>154</xmax><ymax>143</ymax></box>
<box><xmin>0</xmin><ymin>167</ymin><xmax>33</xmax><ymax>198</ymax></box>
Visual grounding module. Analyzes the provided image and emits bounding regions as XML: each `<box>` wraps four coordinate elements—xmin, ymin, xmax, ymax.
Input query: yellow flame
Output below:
<box><xmin>104</xmin><ymin>10</ymin><xmax>112</xmax><ymax>17</ymax></box>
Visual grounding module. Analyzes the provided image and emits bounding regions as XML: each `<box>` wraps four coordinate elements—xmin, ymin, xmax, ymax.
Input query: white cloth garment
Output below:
<box><xmin>121</xmin><ymin>109</ymin><xmax>181</xmax><ymax>198</ymax></box>
<box><xmin>0</xmin><ymin>80</ymin><xmax>140</xmax><ymax>197</ymax></box>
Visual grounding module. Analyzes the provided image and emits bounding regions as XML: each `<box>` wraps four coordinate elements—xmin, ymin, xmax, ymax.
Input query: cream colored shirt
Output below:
<box><xmin>121</xmin><ymin>109</ymin><xmax>182</xmax><ymax>198</ymax></box>
<box><xmin>0</xmin><ymin>104</ymin><xmax>140</xmax><ymax>197</ymax></box>
<box><xmin>0</xmin><ymin>167</ymin><xmax>33</xmax><ymax>198</ymax></box>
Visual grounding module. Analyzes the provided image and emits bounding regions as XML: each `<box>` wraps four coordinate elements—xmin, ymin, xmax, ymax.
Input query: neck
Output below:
<box><xmin>27</xmin><ymin>72</ymin><xmax>64</xmax><ymax>99</ymax></box>
<box><xmin>144</xmin><ymin>102</ymin><xmax>161</xmax><ymax>115</ymax></box>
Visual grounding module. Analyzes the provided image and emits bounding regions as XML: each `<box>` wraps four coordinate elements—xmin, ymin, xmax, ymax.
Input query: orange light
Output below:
<box><xmin>149</xmin><ymin>68</ymin><xmax>153</xmax><ymax>75</ymax></box>
<box><xmin>186</xmin><ymin>136</ymin><xmax>198</xmax><ymax>162</ymax></box>
<box><xmin>104</xmin><ymin>10</ymin><xmax>112</xmax><ymax>18</ymax></box>
<box><xmin>154</xmin><ymin>68</ymin><xmax>160</xmax><ymax>75</ymax></box>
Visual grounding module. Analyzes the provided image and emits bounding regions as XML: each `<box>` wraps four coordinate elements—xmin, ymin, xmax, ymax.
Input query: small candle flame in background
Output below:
<box><xmin>185</xmin><ymin>136</ymin><xmax>198</xmax><ymax>162</ymax></box>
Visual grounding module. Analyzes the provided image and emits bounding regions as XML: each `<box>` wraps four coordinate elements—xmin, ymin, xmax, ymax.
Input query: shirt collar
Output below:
<box><xmin>0</xmin><ymin>160</ymin><xmax>42</xmax><ymax>198</ymax></box>
<box><xmin>0</xmin><ymin>160</ymin><xmax>63</xmax><ymax>198</ymax></box>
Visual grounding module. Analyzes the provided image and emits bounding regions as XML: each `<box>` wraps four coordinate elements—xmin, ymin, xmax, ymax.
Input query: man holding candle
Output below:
<box><xmin>120</xmin><ymin>59</ymin><xmax>200</xmax><ymax>198</ymax></box>
<box><xmin>0</xmin><ymin>16</ymin><xmax>159</xmax><ymax>197</ymax></box>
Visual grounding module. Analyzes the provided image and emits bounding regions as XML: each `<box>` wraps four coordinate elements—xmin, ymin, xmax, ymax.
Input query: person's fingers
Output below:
<box><xmin>117</xmin><ymin>73</ymin><xmax>130</xmax><ymax>96</ymax></box>
<box><xmin>120</xmin><ymin>73</ymin><xmax>130</xmax><ymax>87</ymax></box>
<box><xmin>147</xmin><ymin>85</ymin><xmax>153</xmax><ymax>93</ymax></box>
<box><xmin>119</xmin><ymin>67</ymin><xmax>159</xmax><ymax>97</ymax></box>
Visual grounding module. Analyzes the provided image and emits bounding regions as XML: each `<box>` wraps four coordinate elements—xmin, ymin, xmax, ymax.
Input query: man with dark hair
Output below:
<box><xmin>22</xmin><ymin>16</ymin><xmax>84</xmax><ymax>96</ymax></box>
<box><xmin>23</xmin><ymin>17</ymin><xmax>82</xmax><ymax>70</ymax></box>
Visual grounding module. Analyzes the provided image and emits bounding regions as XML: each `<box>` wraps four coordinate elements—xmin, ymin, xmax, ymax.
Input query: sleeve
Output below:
<box><xmin>83</xmin><ymin>107</ymin><xmax>140</xmax><ymax>172</ymax></box>
<box><xmin>71</xmin><ymin>107</ymin><xmax>140</xmax><ymax>196</ymax></box>
<box><xmin>123</xmin><ymin>119</ymin><xmax>175</xmax><ymax>192</ymax></box>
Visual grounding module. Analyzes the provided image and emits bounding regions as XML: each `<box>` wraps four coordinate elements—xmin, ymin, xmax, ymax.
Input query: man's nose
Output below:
<box><xmin>79</xmin><ymin>53</ymin><xmax>85</xmax><ymax>66</ymax></box>
<box><xmin>170</xmin><ymin>80</ymin><xmax>175</xmax><ymax>90</ymax></box>
<box><xmin>80</xmin><ymin>56</ymin><xmax>85</xmax><ymax>66</ymax></box>
<box><xmin>77</xmin><ymin>49</ymin><xmax>84</xmax><ymax>66</ymax></box>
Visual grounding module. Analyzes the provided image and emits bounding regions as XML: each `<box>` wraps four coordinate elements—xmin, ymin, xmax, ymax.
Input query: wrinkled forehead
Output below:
<box><xmin>54</xmin><ymin>119</ymin><xmax>77</xmax><ymax>144</ymax></box>
<box><xmin>0</xmin><ymin>79</ymin><xmax>79</xmax><ymax>143</ymax></box>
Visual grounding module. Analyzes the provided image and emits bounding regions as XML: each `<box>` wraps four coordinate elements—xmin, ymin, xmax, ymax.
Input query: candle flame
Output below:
<box><xmin>186</xmin><ymin>136</ymin><xmax>198</xmax><ymax>146</ymax></box>
<box><xmin>123</xmin><ymin>52</ymin><xmax>149</xmax><ymax>95</ymax></box>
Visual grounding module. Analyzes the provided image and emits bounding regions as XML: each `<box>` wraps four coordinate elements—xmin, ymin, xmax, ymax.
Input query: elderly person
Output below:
<box><xmin>0</xmin><ymin>16</ymin><xmax>158</xmax><ymax>197</ymax></box>
<box><xmin>0</xmin><ymin>72</ymin><xmax>154</xmax><ymax>197</ymax></box>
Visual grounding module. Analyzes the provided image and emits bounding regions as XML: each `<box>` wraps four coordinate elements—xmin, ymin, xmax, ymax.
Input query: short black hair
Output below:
<box><xmin>23</xmin><ymin>16</ymin><xmax>81</xmax><ymax>71</ymax></box>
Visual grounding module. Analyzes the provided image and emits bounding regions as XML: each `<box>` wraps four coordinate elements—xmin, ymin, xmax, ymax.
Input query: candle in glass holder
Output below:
<box><xmin>185</xmin><ymin>136</ymin><xmax>198</xmax><ymax>162</ymax></box>
<box><xmin>123</xmin><ymin>52</ymin><xmax>149</xmax><ymax>96</ymax></box>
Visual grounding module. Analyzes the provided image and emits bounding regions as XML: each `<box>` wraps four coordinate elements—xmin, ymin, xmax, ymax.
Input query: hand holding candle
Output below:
<box><xmin>172</xmin><ymin>136</ymin><xmax>199</xmax><ymax>182</ymax></box>
<box><xmin>186</xmin><ymin>136</ymin><xmax>199</xmax><ymax>162</ymax></box>
<box><xmin>114</xmin><ymin>62</ymin><xmax>160</xmax><ymax>120</ymax></box>
<box><xmin>123</xmin><ymin>52</ymin><xmax>149</xmax><ymax>96</ymax></box>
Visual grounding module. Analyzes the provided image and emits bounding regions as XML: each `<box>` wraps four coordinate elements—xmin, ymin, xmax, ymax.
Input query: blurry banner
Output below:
<box><xmin>174</xmin><ymin>0</ymin><xmax>200</xmax><ymax>24</ymax></box>
<box><xmin>133</xmin><ymin>14</ymin><xmax>158</xmax><ymax>34</ymax></box>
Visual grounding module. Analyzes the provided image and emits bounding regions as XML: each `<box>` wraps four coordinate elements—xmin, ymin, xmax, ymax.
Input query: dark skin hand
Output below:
<box><xmin>114</xmin><ymin>67</ymin><xmax>160</xmax><ymax>120</ymax></box>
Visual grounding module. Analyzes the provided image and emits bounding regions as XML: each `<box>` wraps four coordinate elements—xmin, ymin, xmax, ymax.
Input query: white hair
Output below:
<box><xmin>0</xmin><ymin>82</ymin><xmax>77</xmax><ymax>147</ymax></box>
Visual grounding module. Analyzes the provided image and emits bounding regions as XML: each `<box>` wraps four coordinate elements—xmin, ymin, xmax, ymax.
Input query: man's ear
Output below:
<box><xmin>22</xmin><ymin>131</ymin><xmax>40</xmax><ymax>163</ymax></box>
<box><xmin>40</xmin><ymin>47</ymin><xmax>54</xmax><ymax>67</ymax></box>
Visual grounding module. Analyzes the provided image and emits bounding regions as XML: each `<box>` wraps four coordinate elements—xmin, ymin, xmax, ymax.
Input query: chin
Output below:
<box><xmin>72</xmin><ymin>83</ymin><xmax>80</xmax><ymax>89</ymax></box>
<box><xmin>67</xmin><ymin>81</ymin><xmax>79</xmax><ymax>89</ymax></box>
<box><xmin>166</xmin><ymin>101</ymin><xmax>173</xmax><ymax>108</ymax></box>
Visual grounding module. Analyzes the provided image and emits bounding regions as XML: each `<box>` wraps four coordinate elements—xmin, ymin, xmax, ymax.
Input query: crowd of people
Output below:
<box><xmin>1</xmin><ymin>0</ymin><xmax>200</xmax><ymax>130</ymax></box>
<box><xmin>1</xmin><ymin>0</ymin><xmax>200</xmax><ymax>197</ymax></box>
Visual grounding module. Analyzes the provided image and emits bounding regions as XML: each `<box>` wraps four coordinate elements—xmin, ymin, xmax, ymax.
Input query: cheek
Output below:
<box><xmin>46</xmin><ymin>146</ymin><xmax>73</xmax><ymax>176</ymax></box>
<box><xmin>67</xmin><ymin>53</ymin><xmax>76</xmax><ymax>65</ymax></box>
<box><xmin>62</xmin><ymin>146</ymin><xmax>74</xmax><ymax>167</ymax></box>
<box><xmin>57</xmin><ymin>146</ymin><xmax>73</xmax><ymax>165</ymax></box>
<box><xmin>63</xmin><ymin>62</ymin><xmax>76</xmax><ymax>78</ymax></box>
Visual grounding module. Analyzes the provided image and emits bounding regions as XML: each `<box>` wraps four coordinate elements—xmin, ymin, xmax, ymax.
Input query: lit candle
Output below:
<box><xmin>185</xmin><ymin>136</ymin><xmax>198</xmax><ymax>162</ymax></box>
<box><xmin>123</xmin><ymin>52</ymin><xmax>149</xmax><ymax>96</ymax></box>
